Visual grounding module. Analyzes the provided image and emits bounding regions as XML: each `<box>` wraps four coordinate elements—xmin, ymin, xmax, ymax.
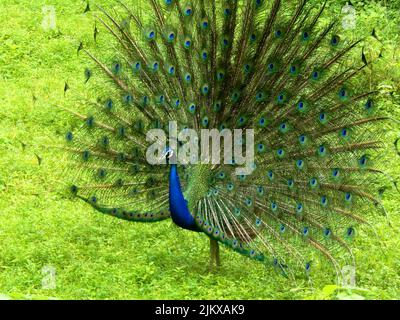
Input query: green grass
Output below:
<box><xmin>0</xmin><ymin>0</ymin><xmax>399</xmax><ymax>300</ymax></box>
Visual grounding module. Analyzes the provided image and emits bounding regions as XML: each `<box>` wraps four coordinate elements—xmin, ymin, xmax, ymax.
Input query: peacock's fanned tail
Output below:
<box><xmin>62</xmin><ymin>0</ymin><xmax>393</xmax><ymax>279</ymax></box>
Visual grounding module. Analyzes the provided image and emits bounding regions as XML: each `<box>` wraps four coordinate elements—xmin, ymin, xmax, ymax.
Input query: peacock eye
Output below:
<box><xmin>365</xmin><ymin>99</ymin><xmax>374</xmax><ymax>110</ymax></box>
<box><xmin>347</xmin><ymin>227</ymin><xmax>355</xmax><ymax>237</ymax></box>
<box><xmin>147</xmin><ymin>30</ymin><xmax>155</xmax><ymax>40</ymax></box>
<box><xmin>65</xmin><ymin>132</ymin><xmax>74</xmax><ymax>142</ymax></box>
<box><xmin>333</xmin><ymin>169</ymin><xmax>339</xmax><ymax>177</ymax></box>
<box><xmin>331</xmin><ymin>35</ymin><xmax>340</xmax><ymax>46</ymax></box>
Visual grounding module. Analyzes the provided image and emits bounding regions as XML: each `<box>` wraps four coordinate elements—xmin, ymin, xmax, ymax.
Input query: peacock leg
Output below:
<box><xmin>215</xmin><ymin>240</ymin><xmax>221</xmax><ymax>267</ymax></box>
<box><xmin>210</xmin><ymin>238</ymin><xmax>221</xmax><ymax>268</ymax></box>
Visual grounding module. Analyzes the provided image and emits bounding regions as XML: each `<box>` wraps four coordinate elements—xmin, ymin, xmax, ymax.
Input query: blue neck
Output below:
<box><xmin>169</xmin><ymin>165</ymin><xmax>200</xmax><ymax>232</ymax></box>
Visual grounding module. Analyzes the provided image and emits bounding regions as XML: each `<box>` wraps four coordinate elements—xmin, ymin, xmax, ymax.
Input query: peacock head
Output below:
<box><xmin>163</xmin><ymin>147</ymin><xmax>174</xmax><ymax>164</ymax></box>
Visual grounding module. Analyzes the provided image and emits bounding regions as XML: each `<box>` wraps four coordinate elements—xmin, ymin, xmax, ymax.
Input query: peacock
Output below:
<box><xmin>61</xmin><ymin>0</ymin><xmax>395</xmax><ymax>280</ymax></box>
